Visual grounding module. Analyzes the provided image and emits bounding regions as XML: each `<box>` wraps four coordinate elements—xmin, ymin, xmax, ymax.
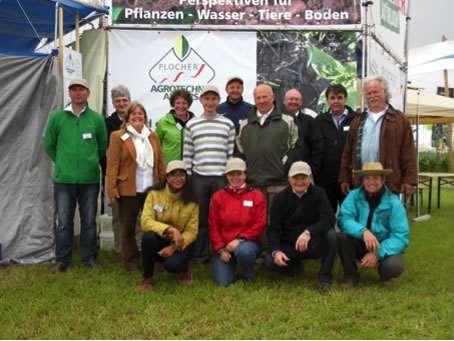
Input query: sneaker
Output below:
<box><xmin>51</xmin><ymin>262</ymin><xmax>69</xmax><ymax>273</ymax></box>
<box><xmin>137</xmin><ymin>278</ymin><xmax>153</xmax><ymax>292</ymax></box>
<box><xmin>177</xmin><ymin>264</ymin><xmax>193</xmax><ymax>285</ymax></box>
<box><xmin>316</xmin><ymin>281</ymin><xmax>331</xmax><ymax>293</ymax></box>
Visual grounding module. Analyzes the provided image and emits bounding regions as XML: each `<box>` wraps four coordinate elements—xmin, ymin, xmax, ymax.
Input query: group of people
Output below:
<box><xmin>44</xmin><ymin>74</ymin><xmax>416</xmax><ymax>292</ymax></box>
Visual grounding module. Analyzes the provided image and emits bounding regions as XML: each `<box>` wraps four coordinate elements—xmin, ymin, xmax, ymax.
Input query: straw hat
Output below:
<box><xmin>353</xmin><ymin>162</ymin><xmax>392</xmax><ymax>176</ymax></box>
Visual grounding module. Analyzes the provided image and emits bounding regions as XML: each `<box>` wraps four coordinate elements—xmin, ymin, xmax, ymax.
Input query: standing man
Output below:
<box><xmin>283</xmin><ymin>88</ymin><xmax>323</xmax><ymax>180</ymax></box>
<box><xmin>315</xmin><ymin>84</ymin><xmax>356</xmax><ymax>211</ymax></box>
<box><xmin>217</xmin><ymin>76</ymin><xmax>253</xmax><ymax>132</ymax></box>
<box><xmin>237</xmin><ymin>83</ymin><xmax>299</xmax><ymax>199</ymax></box>
<box><xmin>44</xmin><ymin>79</ymin><xmax>108</xmax><ymax>271</ymax></box>
<box><xmin>266</xmin><ymin>161</ymin><xmax>336</xmax><ymax>292</ymax></box>
<box><xmin>339</xmin><ymin>76</ymin><xmax>417</xmax><ymax>196</ymax></box>
<box><xmin>100</xmin><ymin>85</ymin><xmax>131</xmax><ymax>254</ymax></box>
<box><xmin>183</xmin><ymin>85</ymin><xmax>236</xmax><ymax>261</ymax></box>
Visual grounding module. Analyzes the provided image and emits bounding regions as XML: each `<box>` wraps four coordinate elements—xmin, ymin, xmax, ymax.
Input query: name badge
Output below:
<box><xmin>176</xmin><ymin>123</ymin><xmax>183</xmax><ymax>131</ymax></box>
<box><xmin>343</xmin><ymin>126</ymin><xmax>350</xmax><ymax>131</ymax></box>
<box><xmin>281</xmin><ymin>155</ymin><xmax>288</xmax><ymax>165</ymax></box>
<box><xmin>120</xmin><ymin>133</ymin><xmax>130</xmax><ymax>141</ymax></box>
<box><xmin>82</xmin><ymin>133</ymin><xmax>92</xmax><ymax>139</ymax></box>
<box><xmin>243</xmin><ymin>200</ymin><xmax>253</xmax><ymax>207</ymax></box>
<box><xmin>153</xmin><ymin>204</ymin><xmax>164</xmax><ymax>213</ymax></box>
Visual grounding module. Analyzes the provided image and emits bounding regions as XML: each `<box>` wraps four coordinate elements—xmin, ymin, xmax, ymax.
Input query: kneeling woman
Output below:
<box><xmin>208</xmin><ymin>158</ymin><xmax>267</xmax><ymax>286</ymax></box>
<box><xmin>138</xmin><ymin>160</ymin><xmax>198</xmax><ymax>291</ymax></box>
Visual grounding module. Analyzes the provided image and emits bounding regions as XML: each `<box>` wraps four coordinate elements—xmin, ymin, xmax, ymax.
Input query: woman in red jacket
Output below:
<box><xmin>208</xmin><ymin>158</ymin><xmax>267</xmax><ymax>286</ymax></box>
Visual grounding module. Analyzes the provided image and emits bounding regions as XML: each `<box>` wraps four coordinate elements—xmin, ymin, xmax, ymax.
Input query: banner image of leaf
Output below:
<box><xmin>307</xmin><ymin>44</ymin><xmax>357</xmax><ymax>108</ymax></box>
<box><xmin>175</xmin><ymin>36</ymin><xmax>190</xmax><ymax>60</ymax></box>
<box><xmin>112</xmin><ymin>6</ymin><xmax>123</xmax><ymax>23</ymax></box>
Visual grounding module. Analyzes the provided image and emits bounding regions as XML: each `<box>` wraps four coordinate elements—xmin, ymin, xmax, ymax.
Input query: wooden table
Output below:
<box><xmin>418</xmin><ymin>172</ymin><xmax>454</xmax><ymax>210</ymax></box>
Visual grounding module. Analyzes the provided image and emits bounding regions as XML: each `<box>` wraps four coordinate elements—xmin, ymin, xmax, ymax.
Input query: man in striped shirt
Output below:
<box><xmin>183</xmin><ymin>85</ymin><xmax>236</xmax><ymax>261</ymax></box>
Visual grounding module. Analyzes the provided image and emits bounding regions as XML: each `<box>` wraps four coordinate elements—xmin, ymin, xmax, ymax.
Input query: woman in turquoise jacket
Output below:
<box><xmin>338</xmin><ymin>162</ymin><xmax>409</xmax><ymax>286</ymax></box>
<box><xmin>155</xmin><ymin>89</ymin><xmax>195</xmax><ymax>165</ymax></box>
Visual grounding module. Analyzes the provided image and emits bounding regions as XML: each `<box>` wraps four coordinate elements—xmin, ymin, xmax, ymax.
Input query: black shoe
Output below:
<box><xmin>83</xmin><ymin>258</ymin><xmax>97</xmax><ymax>268</ymax></box>
<box><xmin>342</xmin><ymin>276</ymin><xmax>359</xmax><ymax>288</ymax></box>
<box><xmin>316</xmin><ymin>281</ymin><xmax>331</xmax><ymax>293</ymax></box>
<box><xmin>51</xmin><ymin>262</ymin><xmax>69</xmax><ymax>273</ymax></box>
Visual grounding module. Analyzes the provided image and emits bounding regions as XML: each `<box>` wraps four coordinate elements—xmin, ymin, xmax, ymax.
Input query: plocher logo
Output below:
<box><xmin>149</xmin><ymin>35</ymin><xmax>215</xmax><ymax>85</ymax></box>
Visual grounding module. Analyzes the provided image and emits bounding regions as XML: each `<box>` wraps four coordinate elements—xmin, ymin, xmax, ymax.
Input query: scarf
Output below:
<box><xmin>126</xmin><ymin>124</ymin><xmax>154</xmax><ymax>169</ymax></box>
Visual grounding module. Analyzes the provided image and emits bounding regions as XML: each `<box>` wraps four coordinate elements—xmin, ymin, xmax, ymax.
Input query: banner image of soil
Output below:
<box><xmin>112</xmin><ymin>0</ymin><xmax>360</xmax><ymax>27</ymax></box>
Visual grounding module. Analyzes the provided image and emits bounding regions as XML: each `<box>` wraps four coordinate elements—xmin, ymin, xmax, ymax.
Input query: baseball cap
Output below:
<box><xmin>68</xmin><ymin>78</ymin><xmax>89</xmax><ymax>90</ymax></box>
<box><xmin>288</xmin><ymin>161</ymin><xmax>312</xmax><ymax>177</ymax></box>
<box><xmin>166</xmin><ymin>160</ymin><xmax>187</xmax><ymax>174</ymax></box>
<box><xmin>226</xmin><ymin>76</ymin><xmax>244</xmax><ymax>86</ymax></box>
<box><xmin>224</xmin><ymin>158</ymin><xmax>246</xmax><ymax>174</ymax></box>
<box><xmin>200</xmin><ymin>85</ymin><xmax>220</xmax><ymax>97</ymax></box>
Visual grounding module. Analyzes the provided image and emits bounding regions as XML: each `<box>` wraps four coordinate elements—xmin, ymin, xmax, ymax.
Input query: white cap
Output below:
<box><xmin>224</xmin><ymin>158</ymin><xmax>246</xmax><ymax>174</ymax></box>
<box><xmin>288</xmin><ymin>161</ymin><xmax>312</xmax><ymax>177</ymax></box>
<box><xmin>68</xmin><ymin>78</ymin><xmax>89</xmax><ymax>90</ymax></box>
<box><xmin>200</xmin><ymin>85</ymin><xmax>220</xmax><ymax>97</ymax></box>
<box><xmin>166</xmin><ymin>160</ymin><xmax>186</xmax><ymax>174</ymax></box>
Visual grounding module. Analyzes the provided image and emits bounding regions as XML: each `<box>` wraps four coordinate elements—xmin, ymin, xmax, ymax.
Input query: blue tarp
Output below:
<box><xmin>0</xmin><ymin>0</ymin><xmax>109</xmax><ymax>56</ymax></box>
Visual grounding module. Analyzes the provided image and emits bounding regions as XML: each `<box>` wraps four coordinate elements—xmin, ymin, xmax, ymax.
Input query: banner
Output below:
<box><xmin>107</xmin><ymin>30</ymin><xmax>257</xmax><ymax>124</ymax></box>
<box><xmin>368</xmin><ymin>37</ymin><xmax>406</xmax><ymax>110</ymax></box>
<box><xmin>111</xmin><ymin>0</ymin><xmax>360</xmax><ymax>27</ymax></box>
<box><xmin>63</xmin><ymin>47</ymin><xmax>83</xmax><ymax>106</ymax></box>
<box><xmin>369</xmin><ymin>0</ymin><xmax>408</xmax><ymax>64</ymax></box>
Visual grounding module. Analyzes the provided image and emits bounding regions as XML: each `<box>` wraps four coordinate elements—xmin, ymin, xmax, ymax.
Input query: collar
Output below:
<box><xmin>65</xmin><ymin>103</ymin><xmax>87</xmax><ymax>117</ymax></box>
<box><xmin>227</xmin><ymin>96</ymin><xmax>243</xmax><ymax>105</ymax></box>
<box><xmin>257</xmin><ymin>106</ymin><xmax>274</xmax><ymax>117</ymax></box>
<box><xmin>330</xmin><ymin>107</ymin><xmax>349</xmax><ymax>118</ymax></box>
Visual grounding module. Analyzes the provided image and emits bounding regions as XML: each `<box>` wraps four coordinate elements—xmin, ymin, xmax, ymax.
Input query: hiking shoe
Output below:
<box><xmin>178</xmin><ymin>264</ymin><xmax>193</xmax><ymax>285</ymax></box>
<box><xmin>316</xmin><ymin>281</ymin><xmax>331</xmax><ymax>293</ymax></box>
<box><xmin>137</xmin><ymin>278</ymin><xmax>153</xmax><ymax>292</ymax></box>
<box><xmin>83</xmin><ymin>258</ymin><xmax>98</xmax><ymax>268</ymax></box>
<box><xmin>342</xmin><ymin>276</ymin><xmax>359</xmax><ymax>288</ymax></box>
<box><xmin>51</xmin><ymin>262</ymin><xmax>69</xmax><ymax>273</ymax></box>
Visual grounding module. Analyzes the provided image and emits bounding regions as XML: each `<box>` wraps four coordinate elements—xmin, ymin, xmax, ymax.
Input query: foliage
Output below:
<box><xmin>1</xmin><ymin>191</ymin><xmax>453</xmax><ymax>339</ymax></box>
<box><xmin>419</xmin><ymin>151</ymin><xmax>449</xmax><ymax>172</ymax></box>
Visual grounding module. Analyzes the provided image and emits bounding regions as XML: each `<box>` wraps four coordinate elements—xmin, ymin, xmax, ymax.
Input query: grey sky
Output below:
<box><xmin>408</xmin><ymin>0</ymin><xmax>454</xmax><ymax>48</ymax></box>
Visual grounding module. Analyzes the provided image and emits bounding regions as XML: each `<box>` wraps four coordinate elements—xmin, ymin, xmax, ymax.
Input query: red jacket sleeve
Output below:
<box><xmin>208</xmin><ymin>191</ymin><xmax>225</xmax><ymax>252</ymax></box>
<box><xmin>239</xmin><ymin>191</ymin><xmax>267</xmax><ymax>241</ymax></box>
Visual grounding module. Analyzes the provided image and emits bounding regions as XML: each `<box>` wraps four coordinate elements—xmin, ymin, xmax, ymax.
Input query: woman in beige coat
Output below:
<box><xmin>107</xmin><ymin>101</ymin><xmax>165</xmax><ymax>271</ymax></box>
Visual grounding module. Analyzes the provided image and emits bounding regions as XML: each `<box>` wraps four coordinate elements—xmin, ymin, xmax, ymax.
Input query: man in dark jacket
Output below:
<box><xmin>217</xmin><ymin>76</ymin><xmax>253</xmax><ymax>132</ymax></box>
<box><xmin>315</xmin><ymin>84</ymin><xmax>356</xmax><ymax>211</ymax></box>
<box><xmin>283</xmin><ymin>88</ymin><xmax>323</xmax><ymax>179</ymax></box>
<box><xmin>265</xmin><ymin>161</ymin><xmax>337</xmax><ymax>292</ymax></box>
<box><xmin>100</xmin><ymin>85</ymin><xmax>131</xmax><ymax>253</ymax></box>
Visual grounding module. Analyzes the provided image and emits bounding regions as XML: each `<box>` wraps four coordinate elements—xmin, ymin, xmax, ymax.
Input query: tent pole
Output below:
<box><xmin>75</xmin><ymin>11</ymin><xmax>80</xmax><ymax>52</ymax></box>
<box><xmin>58</xmin><ymin>6</ymin><xmax>64</xmax><ymax>73</ymax></box>
<box><xmin>360</xmin><ymin>1</ymin><xmax>372</xmax><ymax>111</ymax></box>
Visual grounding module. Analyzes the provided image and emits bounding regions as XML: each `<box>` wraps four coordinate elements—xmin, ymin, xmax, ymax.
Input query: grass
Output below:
<box><xmin>1</xmin><ymin>190</ymin><xmax>453</xmax><ymax>339</ymax></box>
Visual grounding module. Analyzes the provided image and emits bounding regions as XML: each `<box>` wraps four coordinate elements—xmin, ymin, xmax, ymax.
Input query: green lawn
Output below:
<box><xmin>1</xmin><ymin>190</ymin><xmax>453</xmax><ymax>339</ymax></box>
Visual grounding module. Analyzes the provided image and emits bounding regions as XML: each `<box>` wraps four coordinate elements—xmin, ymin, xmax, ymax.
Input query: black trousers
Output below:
<box><xmin>191</xmin><ymin>173</ymin><xmax>226</xmax><ymax>258</ymax></box>
<box><xmin>141</xmin><ymin>232</ymin><xmax>195</xmax><ymax>279</ymax></box>
<box><xmin>337</xmin><ymin>232</ymin><xmax>404</xmax><ymax>281</ymax></box>
<box><xmin>265</xmin><ymin>229</ymin><xmax>338</xmax><ymax>283</ymax></box>
<box><xmin>319</xmin><ymin>182</ymin><xmax>345</xmax><ymax>213</ymax></box>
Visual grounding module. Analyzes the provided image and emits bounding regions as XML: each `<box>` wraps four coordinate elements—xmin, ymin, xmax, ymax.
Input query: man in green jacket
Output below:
<box><xmin>44</xmin><ymin>79</ymin><xmax>107</xmax><ymax>271</ymax></box>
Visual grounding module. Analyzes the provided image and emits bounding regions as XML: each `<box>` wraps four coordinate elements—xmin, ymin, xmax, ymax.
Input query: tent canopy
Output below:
<box><xmin>0</xmin><ymin>0</ymin><xmax>108</xmax><ymax>56</ymax></box>
<box><xmin>406</xmin><ymin>88</ymin><xmax>454</xmax><ymax>124</ymax></box>
<box><xmin>408</xmin><ymin>40</ymin><xmax>454</xmax><ymax>76</ymax></box>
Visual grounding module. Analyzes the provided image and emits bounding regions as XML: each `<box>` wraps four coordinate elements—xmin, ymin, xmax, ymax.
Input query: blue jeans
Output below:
<box><xmin>54</xmin><ymin>183</ymin><xmax>99</xmax><ymax>265</ymax></box>
<box><xmin>212</xmin><ymin>241</ymin><xmax>260</xmax><ymax>286</ymax></box>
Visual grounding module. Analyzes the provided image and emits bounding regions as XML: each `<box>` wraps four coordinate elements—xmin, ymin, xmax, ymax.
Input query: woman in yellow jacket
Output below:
<box><xmin>138</xmin><ymin>160</ymin><xmax>199</xmax><ymax>291</ymax></box>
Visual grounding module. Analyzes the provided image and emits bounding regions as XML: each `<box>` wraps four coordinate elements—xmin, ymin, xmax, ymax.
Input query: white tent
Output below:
<box><xmin>408</xmin><ymin>40</ymin><xmax>454</xmax><ymax>76</ymax></box>
<box><xmin>406</xmin><ymin>88</ymin><xmax>454</xmax><ymax>124</ymax></box>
